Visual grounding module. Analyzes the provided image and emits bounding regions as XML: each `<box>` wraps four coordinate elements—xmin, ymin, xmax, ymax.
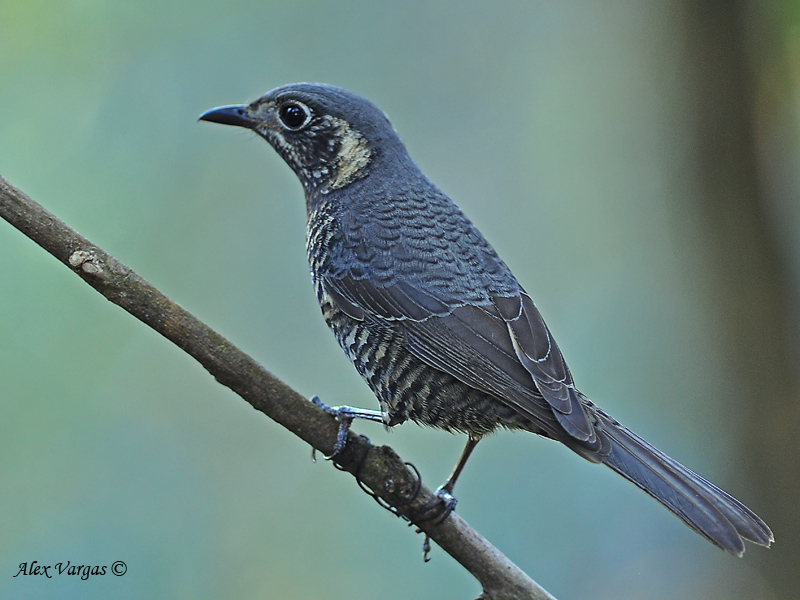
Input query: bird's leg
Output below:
<box><xmin>438</xmin><ymin>434</ymin><xmax>481</xmax><ymax>496</ymax></box>
<box><xmin>311</xmin><ymin>396</ymin><xmax>385</xmax><ymax>458</ymax></box>
<box><xmin>415</xmin><ymin>435</ymin><xmax>481</xmax><ymax>526</ymax></box>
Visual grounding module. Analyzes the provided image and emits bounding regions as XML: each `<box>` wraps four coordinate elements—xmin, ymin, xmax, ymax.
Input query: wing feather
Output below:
<box><xmin>323</xmin><ymin>273</ymin><xmax>598</xmax><ymax>443</ymax></box>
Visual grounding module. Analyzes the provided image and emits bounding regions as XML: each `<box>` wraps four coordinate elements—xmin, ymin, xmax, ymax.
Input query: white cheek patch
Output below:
<box><xmin>258</xmin><ymin>115</ymin><xmax>372</xmax><ymax>193</ymax></box>
<box><xmin>328</xmin><ymin>117</ymin><xmax>372</xmax><ymax>191</ymax></box>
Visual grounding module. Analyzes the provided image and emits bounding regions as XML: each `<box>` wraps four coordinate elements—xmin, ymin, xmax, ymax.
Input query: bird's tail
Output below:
<box><xmin>579</xmin><ymin>406</ymin><xmax>773</xmax><ymax>556</ymax></box>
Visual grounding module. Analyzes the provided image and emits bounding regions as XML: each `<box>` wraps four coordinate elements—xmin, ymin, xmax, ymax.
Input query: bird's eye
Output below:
<box><xmin>278</xmin><ymin>102</ymin><xmax>311</xmax><ymax>130</ymax></box>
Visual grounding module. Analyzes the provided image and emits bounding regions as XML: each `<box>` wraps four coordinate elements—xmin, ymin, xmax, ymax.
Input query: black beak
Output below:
<box><xmin>198</xmin><ymin>104</ymin><xmax>257</xmax><ymax>129</ymax></box>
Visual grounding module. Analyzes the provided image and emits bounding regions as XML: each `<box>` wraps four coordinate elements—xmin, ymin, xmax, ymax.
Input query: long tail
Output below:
<box><xmin>577</xmin><ymin>406</ymin><xmax>773</xmax><ymax>556</ymax></box>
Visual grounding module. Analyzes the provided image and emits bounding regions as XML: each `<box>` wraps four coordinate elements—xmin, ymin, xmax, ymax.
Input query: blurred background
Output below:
<box><xmin>1</xmin><ymin>1</ymin><xmax>798</xmax><ymax>598</ymax></box>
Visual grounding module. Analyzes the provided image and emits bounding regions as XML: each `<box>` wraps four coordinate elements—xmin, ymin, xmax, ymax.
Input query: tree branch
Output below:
<box><xmin>0</xmin><ymin>175</ymin><xmax>556</xmax><ymax>600</ymax></box>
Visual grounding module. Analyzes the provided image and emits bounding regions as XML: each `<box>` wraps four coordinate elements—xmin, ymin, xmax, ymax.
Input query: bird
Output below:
<box><xmin>199</xmin><ymin>82</ymin><xmax>773</xmax><ymax>556</ymax></box>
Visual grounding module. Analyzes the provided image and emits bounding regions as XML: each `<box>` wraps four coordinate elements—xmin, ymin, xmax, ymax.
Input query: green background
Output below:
<box><xmin>1</xmin><ymin>1</ymin><xmax>798</xmax><ymax>598</ymax></box>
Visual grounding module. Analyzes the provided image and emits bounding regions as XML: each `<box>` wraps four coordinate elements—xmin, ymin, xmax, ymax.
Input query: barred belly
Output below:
<box><xmin>318</xmin><ymin>291</ymin><xmax>527</xmax><ymax>436</ymax></box>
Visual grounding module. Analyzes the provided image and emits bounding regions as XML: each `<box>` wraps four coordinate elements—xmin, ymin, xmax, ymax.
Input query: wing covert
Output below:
<box><xmin>322</xmin><ymin>273</ymin><xmax>597</xmax><ymax>443</ymax></box>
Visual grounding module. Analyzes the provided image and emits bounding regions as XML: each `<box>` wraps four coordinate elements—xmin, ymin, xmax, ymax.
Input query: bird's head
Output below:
<box><xmin>200</xmin><ymin>83</ymin><xmax>405</xmax><ymax>195</ymax></box>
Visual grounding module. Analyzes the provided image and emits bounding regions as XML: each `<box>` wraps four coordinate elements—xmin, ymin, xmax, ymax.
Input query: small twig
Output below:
<box><xmin>0</xmin><ymin>175</ymin><xmax>556</xmax><ymax>600</ymax></box>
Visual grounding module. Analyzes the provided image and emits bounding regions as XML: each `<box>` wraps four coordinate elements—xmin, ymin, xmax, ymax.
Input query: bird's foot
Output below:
<box><xmin>413</xmin><ymin>484</ymin><xmax>458</xmax><ymax>527</ymax></box>
<box><xmin>310</xmin><ymin>396</ymin><xmax>385</xmax><ymax>460</ymax></box>
<box><xmin>311</xmin><ymin>395</ymin><xmax>353</xmax><ymax>459</ymax></box>
<box><xmin>411</xmin><ymin>485</ymin><xmax>457</xmax><ymax>562</ymax></box>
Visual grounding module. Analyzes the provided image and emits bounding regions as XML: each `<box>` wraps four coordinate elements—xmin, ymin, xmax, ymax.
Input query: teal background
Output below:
<box><xmin>1</xmin><ymin>1</ymin><xmax>798</xmax><ymax>599</ymax></box>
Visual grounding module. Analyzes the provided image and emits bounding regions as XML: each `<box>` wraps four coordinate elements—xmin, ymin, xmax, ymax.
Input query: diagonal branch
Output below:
<box><xmin>0</xmin><ymin>175</ymin><xmax>556</xmax><ymax>600</ymax></box>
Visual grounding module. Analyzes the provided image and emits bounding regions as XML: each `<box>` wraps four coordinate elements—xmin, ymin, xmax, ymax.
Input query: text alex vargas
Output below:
<box><xmin>15</xmin><ymin>561</ymin><xmax>106</xmax><ymax>580</ymax></box>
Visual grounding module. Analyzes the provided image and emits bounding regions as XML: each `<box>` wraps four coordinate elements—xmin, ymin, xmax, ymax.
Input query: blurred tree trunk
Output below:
<box><xmin>677</xmin><ymin>1</ymin><xmax>799</xmax><ymax>596</ymax></box>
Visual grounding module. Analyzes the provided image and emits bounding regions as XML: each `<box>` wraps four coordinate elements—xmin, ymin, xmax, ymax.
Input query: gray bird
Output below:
<box><xmin>200</xmin><ymin>83</ymin><xmax>773</xmax><ymax>556</ymax></box>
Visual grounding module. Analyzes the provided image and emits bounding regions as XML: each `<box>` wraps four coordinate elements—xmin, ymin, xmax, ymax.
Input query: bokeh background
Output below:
<box><xmin>1</xmin><ymin>1</ymin><xmax>798</xmax><ymax>599</ymax></box>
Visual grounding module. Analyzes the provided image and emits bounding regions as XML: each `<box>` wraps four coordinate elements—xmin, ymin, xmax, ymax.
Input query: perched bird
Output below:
<box><xmin>200</xmin><ymin>83</ymin><xmax>773</xmax><ymax>556</ymax></box>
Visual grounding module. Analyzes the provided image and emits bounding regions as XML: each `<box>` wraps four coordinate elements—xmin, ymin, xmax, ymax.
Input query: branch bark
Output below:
<box><xmin>0</xmin><ymin>174</ymin><xmax>556</xmax><ymax>600</ymax></box>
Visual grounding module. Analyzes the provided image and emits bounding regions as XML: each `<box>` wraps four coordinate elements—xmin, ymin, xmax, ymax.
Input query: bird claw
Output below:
<box><xmin>431</xmin><ymin>487</ymin><xmax>458</xmax><ymax>524</ymax></box>
<box><xmin>422</xmin><ymin>533</ymin><xmax>432</xmax><ymax>562</ymax></box>
<box><xmin>310</xmin><ymin>395</ymin><xmax>386</xmax><ymax>460</ymax></box>
<box><xmin>413</xmin><ymin>485</ymin><xmax>458</xmax><ymax>527</ymax></box>
<box><xmin>311</xmin><ymin>395</ymin><xmax>354</xmax><ymax>460</ymax></box>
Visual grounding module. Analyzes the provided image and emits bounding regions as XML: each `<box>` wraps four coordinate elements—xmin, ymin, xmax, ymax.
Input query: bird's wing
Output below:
<box><xmin>323</xmin><ymin>274</ymin><xmax>600</xmax><ymax>444</ymax></box>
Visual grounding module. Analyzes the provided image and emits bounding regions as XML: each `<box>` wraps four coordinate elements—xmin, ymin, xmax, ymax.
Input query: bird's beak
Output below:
<box><xmin>198</xmin><ymin>104</ymin><xmax>257</xmax><ymax>129</ymax></box>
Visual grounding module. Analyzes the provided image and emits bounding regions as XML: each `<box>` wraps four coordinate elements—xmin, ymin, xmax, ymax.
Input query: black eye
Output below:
<box><xmin>278</xmin><ymin>102</ymin><xmax>310</xmax><ymax>130</ymax></box>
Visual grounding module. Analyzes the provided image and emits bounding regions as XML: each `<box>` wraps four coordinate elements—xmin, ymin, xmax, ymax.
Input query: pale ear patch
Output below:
<box><xmin>327</xmin><ymin>117</ymin><xmax>372</xmax><ymax>191</ymax></box>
